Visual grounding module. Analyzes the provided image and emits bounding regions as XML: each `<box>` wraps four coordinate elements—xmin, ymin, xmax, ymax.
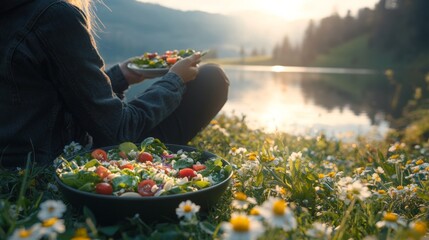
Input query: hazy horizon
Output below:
<box><xmin>136</xmin><ymin>0</ymin><xmax>379</xmax><ymax>22</ymax></box>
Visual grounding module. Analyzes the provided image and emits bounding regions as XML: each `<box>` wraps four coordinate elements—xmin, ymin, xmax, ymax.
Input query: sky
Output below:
<box><xmin>137</xmin><ymin>0</ymin><xmax>379</xmax><ymax>21</ymax></box>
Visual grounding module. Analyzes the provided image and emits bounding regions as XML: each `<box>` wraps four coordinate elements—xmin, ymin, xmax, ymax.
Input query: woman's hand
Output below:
<box><xmin>119</xmin><ymin>58</ymin><xmax>146</xmax><ymax>85</ymax></box>
<box><xmin>169</xmin><ymin>53</ymin><xmax>201</xmax><ymax>83</ymax></box>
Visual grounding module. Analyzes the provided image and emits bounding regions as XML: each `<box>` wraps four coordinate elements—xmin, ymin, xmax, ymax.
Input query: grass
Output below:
<box><xmin>1</xmin><ymin>111</ymin><xmax>429</xmax><ymax>239</ymax></box>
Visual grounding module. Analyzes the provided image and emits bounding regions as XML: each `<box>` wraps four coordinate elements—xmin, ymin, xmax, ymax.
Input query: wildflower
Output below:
<box><xmin>37</xmin><ymin>200</ymin><xmax>66</xmax><ymax>221</ymax></box>
<box><xmin>338</xmin><ymin>180</ymin><xmax>371</xmax><ymax>204</ymax></box>
<box><xmin>71</xmin><ymin>228</ymin><xmax>91</xmax><ymax>240</ymax></box>
<box><xmin>258</xmin><ymin>197</ymin><xmax>297</xmax><ymax>231</ymax></box>
<box><xmin>212</xmin><ymin>124</ymin><xmax>230</xmax><ymax>136</ymax></box>
<box><xmin>409</xmin><ymin>221</ymin><xmax>427</xmax><ymax>238</ymax></box>
<box><xmin>246</xmin><ymin>152</ymin><xmax>258</xmax><ymax>161</ymax></box>
<box><xmin>40</xmin><ymin>217</ymin><xmax>66</xmax><ymax>238</ymax></box>
<box><xmin>337</xmin><ymin>177</ymin><xmax>353</xmax><ymax>187</ymax></box>
<box><xmin>9</xmin><ymin>225</ymin><xmax>42</xmax><ymax>240</ymax></box>
<box><xmin>275</xmin><ymin>185</ymin><xmax>287</xmax><ymax>197</ymax></box>
<box><xmin>372</xmin><ymin>173</ymin><xmax>381</xmax><ymax>182</ymax></box>
<box><xmin>288</xmin><ymin>151</ymin><xmax>302</xmax><ymax>161</ymax></box>
<box><xmin>388</xmin><ymin>142</ymin><xmax>405</xmax><ymax>152</ymax></box>
<box><xmin>306</xmin><ymin>222</ymin><xmax>333</xmax><ymax>239</ymax></box>
<box><xmin>221</xmin><ymin>212</ymin><xmax>264</xmax><ymax>240</ymax></box>
<box><xmin>376</xmin><ymin>212</ymin><xmax>406</xmax><ymax>229</ymax></box>
<box><xmin>375</xmin><ymin>166</ymin><xmax>385</xmax><ymax>174</ymax></box>
<box><xmin>387</xmin><ymin>154</ymin><xmax>405</xmax><ymax>164</ymax></box>
<box><xmin>377</xmin><ymin>189</ymin><xmax>386</xmax><ymax>194</ymax></box>
<box><xmin>176</xmin><ymin>200</ymin><xmax>200</xmax><ymax>221</ymax></box>
<box><xmin>231</xmin><ymin>192</ymin><xmax>257</xmax><ymax>210</ymax></box>
<box><xmin>229</xmin><ymin>147</ymin><xmax>247</xmax><ymax>156</ymax></box>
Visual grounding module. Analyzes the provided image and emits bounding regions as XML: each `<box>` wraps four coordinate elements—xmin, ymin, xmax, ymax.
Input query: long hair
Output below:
<box><xmin>66</xmin><ymin>0</ymin><xmax>98</xmax><ymax>32</ymax></box>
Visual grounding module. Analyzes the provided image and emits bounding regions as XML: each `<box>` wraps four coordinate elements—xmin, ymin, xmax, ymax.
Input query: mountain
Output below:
<box><xmin>93</xmin><ymin>0</ymin><xmax>307</xmax><ymax>65</ymax></box>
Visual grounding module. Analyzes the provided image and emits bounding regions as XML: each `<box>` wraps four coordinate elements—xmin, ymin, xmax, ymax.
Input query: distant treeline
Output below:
<box><xmin>272</xmin><ymin>0</ymin><xmax>429</xmax><ymax>68</ymax></box>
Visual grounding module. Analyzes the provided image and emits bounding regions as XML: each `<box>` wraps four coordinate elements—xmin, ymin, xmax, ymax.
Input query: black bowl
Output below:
<box><xmin>55</xmin><ymin>144</ymin><xmax>232</xmax><ymax>225</ymax></box>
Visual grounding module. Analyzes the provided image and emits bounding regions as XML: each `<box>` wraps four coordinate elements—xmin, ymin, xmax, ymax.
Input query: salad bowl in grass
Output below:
<box><xmin>55</xmin><ymin>137</ymin><xmax>232</xmax><ymax>225</ymax></box>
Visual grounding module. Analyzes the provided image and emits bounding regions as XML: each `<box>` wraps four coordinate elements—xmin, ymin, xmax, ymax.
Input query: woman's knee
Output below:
<box><xmin>197</xmin><ymin>63</ymin><xmax>229</xmax><ymax>98</ymax></box>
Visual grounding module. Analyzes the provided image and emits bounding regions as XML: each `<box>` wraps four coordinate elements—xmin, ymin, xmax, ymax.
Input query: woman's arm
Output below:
<box><xmin>35</xmin><ymin>2</ymin><xmax>186</xmax><ymax>146</ymax></box>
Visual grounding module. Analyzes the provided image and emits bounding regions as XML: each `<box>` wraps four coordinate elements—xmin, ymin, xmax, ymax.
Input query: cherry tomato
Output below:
<box><xmin>146</xmin><ymin>52</ymin><xmax>157</xmax><ymax>59</ymax></box>
<box><xmin>192</xmin><ymin>164</ymin><xmax>206</xmax><ymax>171</ymax></box>
<box><xmin>120</xmin><ymin>163</ymin><xmax>134</xmax><ymax>170</ymax></box>
<box><xmin>95</xmin><ymin>182</ymin><xmax>113</xmax><ymax>195</ymax></box>
<box><xmin>138</xmin><ymin>179</ymin><xmax>156</xmax><ymax>196</ymax></box>
<box><xmin>138</xmin><ymin>152</ymin><xmax>153</xmax><ymax>163</ymax></box>
<box><xmin>166</xmin><ymin>57</ymin><xmax>178</xmax><ymax>65</ymax></box>
<box><xmin>119</xmin><ymin>151</ymin><xmax>128</xmax><ymax>160</ymax></box>
<box><xmin>179</xmin><ymin>168</ymin><xmax>197</xmax><ymax>179</ymax></box>
<box><xmin>91</xmin><ymin>149</ymin><xmax>108</xmax><ymax>161</ymax></box>
<box><xmin>95</xmin><ymin>166</ymin><xmax>110</xmax><ymax>179</ymax></box>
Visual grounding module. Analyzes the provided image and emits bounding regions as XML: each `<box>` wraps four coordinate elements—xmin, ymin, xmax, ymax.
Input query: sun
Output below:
<box><xmin>257</xmin><ymin>0</ymin><xmax>303</xmax><ymax>20</ymax></box>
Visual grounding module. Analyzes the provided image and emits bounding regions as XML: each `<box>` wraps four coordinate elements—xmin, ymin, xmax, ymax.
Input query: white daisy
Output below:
<box><xmin>231</xmin><ymin>192</ymin><xmax>257</xmax><ymax>210</ymax></box>
<box><xmin>40</xmin><ymin>217</ymin><xmax>66</xmax><ymax>238</ymax></box>
<box><xmin>176</xmin><ymin>200</ymin><xmax>200</xmax><ymax>221</ymax></box>
<box><xmin>257</xmin><ymin>197</ymin><xmax>297</xmax><ymax>231</ymax></box>
<box><xmin>288</xmin><ymin>151</ymin><xmax>302</xmax><ymax>161</ymax></box>
<box><xmin>8</xmin><ymin>224</ymin><xmax>42</xmax><ymax>240</ymax></box>
<box><xmin>37</xmin><ymin>200</ymin><xmax>66</xmax><ymax>221</ymax></box>
<box><xmin>221</xmin><ymin>212</ymin><xmax>264</xmax><ymax>240</ymax></box>
<box><xmin>306</xmin><ymin>222</ymin><xmax>333</xmax><ymax>239</ymax></box>
<box><xmin>375</xmin><ymin>212</ymin><xmax>406</xmax><ymax>229</ymax></box>
<box><xmin>338</xmin><ymin>180</ymin><xmax>371</xmax><ymax>204</ymax></box>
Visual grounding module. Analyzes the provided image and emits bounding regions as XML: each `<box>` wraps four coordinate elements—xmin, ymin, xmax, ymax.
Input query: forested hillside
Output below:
<box><xmin>273</xmin><ymin>0</ymin><xmax>429</xmax><ymax>70</ymax></box>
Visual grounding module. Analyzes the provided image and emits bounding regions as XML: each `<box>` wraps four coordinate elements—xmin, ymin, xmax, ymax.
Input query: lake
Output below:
<box><xmin>125</xmin><ymin>64</ymin><xmax>417</xmax><ymax>141</ymax></box>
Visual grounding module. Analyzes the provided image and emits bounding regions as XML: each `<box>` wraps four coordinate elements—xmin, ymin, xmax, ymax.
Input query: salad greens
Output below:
<box><xmin>56</xmin><ymin>138</ymin><xmax>232</xmax><ymax>197</ymax></box>
<box><xmin>130</xmin><ymin>49</ymin><xmax>201</xmax><ymax>69</ymax></box>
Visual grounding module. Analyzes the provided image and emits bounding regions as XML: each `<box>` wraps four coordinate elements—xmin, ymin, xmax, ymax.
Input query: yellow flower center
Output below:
<box><xmin>231</xmin><ymin>147</ymin><xmax>237</xmax><ymax>153</ymax></box>
<box><xmin>19</xmin><ymin>229</ymin><xmax>32</xmax><ymax>238</ymax></box>
<box><xmin>318</xmin><ymin>173</ymin><xmax>325</xmax><ymax>179</ymax></box>
<box><xmin>250</xmin><ymin>208</ymin><xmax>260</xmax><ymax>215</ymax></box>
<box><xmin>391</xmin><ymin>154</ymin><xmax>399</xmax><ymax>159</ymax></box>
<box><xmin>416</xmin><ymin>159</ymin><xmax>424</xmax><ymax>165</ymax></box>
<box><xmin>272</xmin><ymin>200</ymin><xmax>286</xmax><ymax>216</ymax></box>
<box><xmin>234</xmin><ymin>192</ymin><xmax>247</xmax><ymax>201</ymax></box>
<box><xmin>383</xmin><ymin>213</ymin><xmax>398</xmax><ymax>222</ymax></box>
<box><xmin>210</xmin><ymin>120</ymin><xmax>218</xmax><ymax>125</ymax></box>
<box><xmin>397</xmin><ymin>185</ymin><xmax>404</xmax><ymax>190</ymax></box>
<box><xmin>413</xmin><ymin>221</ymin><xmax>427</xmax><ymax>235</ymax></box>
<box><xmin>406</xmin><ymin>160</ymin><xmax>413</xmax><ymax>165</ymax></box>
<box><xmin>230</xmin><ymin>215</ymin><xmax>250</xmax><ymax>232</ymax></box>
<box><xmin>71</xmin><ymin>228</ymin><xmax>91</xmax><ymax>240</ymax></box>
<box><xmin>328</xmin><ymin>172</ymin><xmax>336</xmax><ymax>178</ymax></box>
<box><xmin>42</xmin><ymin>217</ymin><xmax>58</xmax><ymax>227</ymax></box>
<box><xmin>248</xmin><ymin>154</ymin><xmax>257</xmax><ymax>161</ymax></box>
<box><xmin>413</xmin><ymin>168</ymin><xmax>420</xmax><ymax>173</ymax></box>
<box><xmin>378</xmin><ymin>189</ymin><xmax>386</xmax><ymax>194</ymax></box>
<box><xmin>183</xmin><ymin>205</ymin><xmax>192</xmax><ymax>213</ymax></box>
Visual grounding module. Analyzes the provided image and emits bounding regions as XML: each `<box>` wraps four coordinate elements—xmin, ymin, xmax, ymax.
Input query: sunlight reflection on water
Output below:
<box><xmin>220</xmin><ymin>65</ymin><xmax>390</xmax><ymax>141</ymax></box>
